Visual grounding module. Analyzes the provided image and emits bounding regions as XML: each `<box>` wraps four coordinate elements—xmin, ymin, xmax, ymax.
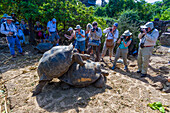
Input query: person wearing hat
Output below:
<box><xmin>20</xmin><ymin>19</ymin><xmax>29</xmax><ymax>44</ymax></box>
<box><xmin>137</xmin><ymin>22</ymin><xmax>159</xmax><ymax>77</ymax></box>
<box><xmin>74</xmin><ymin>25</ymin><xmax>85</xmax><ymax>54</ymax></box>
<box><xmin>85</xmin><ymin>23</ymin><xmax>93</xmax><ymax>49</ymax></box>
<box><xmin>101</xmin><ymin>23</ymin><xmax>119</xmax><ymax>62</ymax></box>
<box><xmin>47</xmin><ymin>18</ymin><xmax>60</xmax><ymax>46</ymax></box>
<box><xmin>0</xmin><ymin>14</ymin><xmax>8</xmax><ymax>37</ymax></box>
<box><xmin>64</xmin><ymin>27</ymin><xmax>76</xmax><ymax>47</ymax></box>
<box><xmin>112</xmin><ymin>30</ymin><xmax>132</xmax><ymax>70</ymax></box>
<box><xmin>87</xmin><ymin>22</ymin><xmax>102</xmax><ymax>61</ymax></box>
<box><xmin>34</xmin><ymin>21</ymin><xmax>44</xmax><ymax>43</ymax></box>
<box><xmin>0</xmin><ymin>14</ymin><xmax>8</xmax><ymax>24</ymax></box>
<box><xmin>1</xmin><ymin>16</ymin><xmax>24</xmax><ymax>58</ymax></box>
<box><xmin>15</xmin><ymin>21</ymin><xmax>25</xmax><ymax>46</ymax></box>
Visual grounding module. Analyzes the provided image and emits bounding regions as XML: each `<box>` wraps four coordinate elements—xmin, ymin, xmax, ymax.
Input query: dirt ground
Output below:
<box><xmin>0</xmin><ymin>45</ymin><xmax>170</xmax><ymax>113</ymax></box>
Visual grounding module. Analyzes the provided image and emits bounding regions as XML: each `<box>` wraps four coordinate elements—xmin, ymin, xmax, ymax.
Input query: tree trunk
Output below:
<box><xmin>28</xmin><ymin>18</ymin><xmax>37</xmax><ymax>45</ymax></box>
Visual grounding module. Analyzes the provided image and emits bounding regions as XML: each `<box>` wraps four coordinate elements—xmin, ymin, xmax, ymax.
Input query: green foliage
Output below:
<box><xmin>0</xmin><ymin>0</ymin><xmax>95</xmax><ymax>32</ymax></box>
<box><xmin>160</xmin><ymin>8</ymin><xmax>170</xmax><ymax>20</ymax></box>
<box><xmin>119</xmin><ymin>10</ymin><xmax>140</xmax><ymax>23</ymax></box>
<box><xmin>94</xmin><ymin>7</ymin><xmax>106</xmax><ymax>17</ymax></box>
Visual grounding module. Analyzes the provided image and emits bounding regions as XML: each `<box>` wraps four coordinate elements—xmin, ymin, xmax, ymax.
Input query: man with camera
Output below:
<box><xmin>74</xmin><ymin>25</ymin><xmax>85</xmax><ymax>54</ymax></box>
<box><xmin>137</xmin><ymin>22</ymin><xmax>159</xmax><ymax>77</ymax></box>
<box><xmin>1</xmin><ymin>16</ymin><xmax>24</xmax><ymax>58</ymax></box>
<box><xmin>87</xmin><ymin>22</ymin><xmax>102</xmax><ymax>61</ymax></box>
<box><xmin>101</xmin><ymin>23</ymin><xmax>119</xmax><ymax>61</ymax></box>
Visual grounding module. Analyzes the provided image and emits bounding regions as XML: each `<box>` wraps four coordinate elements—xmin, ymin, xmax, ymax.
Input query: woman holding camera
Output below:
<box><xmin>112</xmin><ymin>30</ymin><xmax>132</xmax><ymax>70</ymax></box>
<box><xmin>101</xmin><ymin>23</ymin><xmax>119</xmax><ymax>62</ymax></box>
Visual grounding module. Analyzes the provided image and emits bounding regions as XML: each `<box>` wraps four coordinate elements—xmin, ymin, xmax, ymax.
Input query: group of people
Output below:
<box><xmin>0</xmin><ymin>13</ymin><xmax>159</xmax><ymax>77</ymax></box>
<box><xmin>64</xmin><ymin>21</ymin><xmax>159</xmax><ymax>77</ymax></box>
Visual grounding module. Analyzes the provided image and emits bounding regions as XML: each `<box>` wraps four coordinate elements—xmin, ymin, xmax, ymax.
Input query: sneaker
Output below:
<box><xmin>12</xmin><ymin>55</ymin><xmax>16</xmax><ymax>58</ymax></box>
<box><xmin>112</xmin><ymin>65</ymin><xmax>116</xmax><ymax>70</ymax></box>
<box><xmin>141</xmin><ymin>74</ymin><xmax>147</xmax><ymax>77</ymax></box>
<box><xmin>137</xmin><ymin>70</ymin><xmax>141</xmax><ymax>73</ymax></box>
<box><xmin>124</xmin><ymin>65</ymin><xmax>128</xmax><ymax>70</ymax></box>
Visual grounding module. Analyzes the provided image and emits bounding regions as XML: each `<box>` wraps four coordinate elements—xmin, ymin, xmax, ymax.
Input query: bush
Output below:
<box><xmin>94</xmin><ymin>7</ymin><xmax>106</xmax><ymax>17</ymax></box>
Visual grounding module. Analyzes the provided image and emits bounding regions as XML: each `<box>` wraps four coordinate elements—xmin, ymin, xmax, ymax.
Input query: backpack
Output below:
<box><xmin>0</xmin><ymin>23</ymin><xmax>7</xmax><ymax>37</ymax></box>
<box><xmin>38</xmin><ymin>31</ymin><xmax>43</xmax><ymax>37</ymax></box>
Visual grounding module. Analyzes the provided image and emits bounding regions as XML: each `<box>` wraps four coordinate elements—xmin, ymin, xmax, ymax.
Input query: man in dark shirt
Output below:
<box><xmin>34</xmin><ymin>21</ymin><xmax>44</xmax><ymax>43</ymax></box>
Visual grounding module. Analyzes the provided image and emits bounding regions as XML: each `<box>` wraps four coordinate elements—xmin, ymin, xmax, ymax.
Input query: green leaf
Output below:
<box><xmin>155</xmin><ymin>102</ymin><xmax>162</xmax><ymax>107</ymax></box>
<box><xmin>159</xmin><ymin>107</ymin><xmax>165</xmax><ymax>113</ymax></box>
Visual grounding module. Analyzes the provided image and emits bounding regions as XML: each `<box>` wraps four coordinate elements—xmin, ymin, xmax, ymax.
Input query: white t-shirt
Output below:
<box><xmin>47</xmin><ymin>21</ymin><xmax>56</xmax><ymax>32</ymax></box>
<box><xmin>103</xmin><ymin>28</ymin><xmax>119</xmax><ymax>42</ymax></box>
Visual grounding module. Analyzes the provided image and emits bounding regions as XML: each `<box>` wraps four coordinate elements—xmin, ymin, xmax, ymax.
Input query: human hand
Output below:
<box><xmin>49</xmin><ymin>33</ymin><xmax>51</xmax><ymax>36</ymax></box>
<box><xmin>9</xmin><ymin>32</ymin><xmax>14</xmax><ymax>35</ymax></box>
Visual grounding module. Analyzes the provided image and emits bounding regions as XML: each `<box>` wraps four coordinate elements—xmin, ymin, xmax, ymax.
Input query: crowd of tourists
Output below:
<box><xmin>0</xmin><ymin>13</ymin><xmax>159</xmax><ymax>77</ymax></box>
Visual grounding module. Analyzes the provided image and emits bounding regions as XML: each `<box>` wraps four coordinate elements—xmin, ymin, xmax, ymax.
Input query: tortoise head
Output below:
<box><xmin>68</xmin><ymin>43</ymin><xmax>74</xmax><ymax>51</ymax></box>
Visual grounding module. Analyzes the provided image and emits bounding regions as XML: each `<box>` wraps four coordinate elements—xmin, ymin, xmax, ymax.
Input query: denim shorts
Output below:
<box><xmin>89</xmin><ymin>40</ymin><xmax>100</xmax><ymax>46</ymax></box>
<box><xmin>72</xmin><ymin>40</ymin><xmax>77</xmax><ymax>46</ymax></box>
<box><xmin>49</xmin><ymin>32</ymin><xmax>60</xmax><ymax>42</ymax></box>
<box><xmin>75</xmin><ymin>40</ymin><xmax>85</xmax><ymax>52</ymax></box>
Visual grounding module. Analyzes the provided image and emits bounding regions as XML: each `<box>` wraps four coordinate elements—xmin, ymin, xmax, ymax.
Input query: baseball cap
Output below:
<box><xmin>113</xmin><ymin>23</ymin><xmax>118</xmax><ymax>27</ymax></box>
<box><xmin>52</xmin><ymin>18</ymin><xmax>56</xmax><ymax>22</ymax></box>
<box><xmin>140</xmin><ymin>22</ymin><xmax>154</xmax><ymax>29</ymax></box>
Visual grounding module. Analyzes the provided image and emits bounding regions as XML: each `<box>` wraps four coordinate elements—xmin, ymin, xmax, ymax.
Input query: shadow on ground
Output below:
<box><xmin>0</xmin><ymin>45</ymin><xmax>42</xmax><ymax>74</ymax></box>
<box><xmin>36</xmin><ymin>82</ymin><xmax>112</xmax><ymax>112</ymax></box>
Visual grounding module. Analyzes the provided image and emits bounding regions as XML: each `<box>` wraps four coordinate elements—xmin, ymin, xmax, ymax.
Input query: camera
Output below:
<box><xmin>140</xmin><ymin>43</ymin><xmax>144</xmax><ymax>48</ymax></box>
<box><xmin>91</xmin><ymin>28</ymin><xmax>96</xmax><ymax>32</ymax></box>
<box><xmin>91</xmin><ymin>27</ymin><xmax>98</xmax><ymax>32</ymax></box>
<box><xmin>110</xmin><ymin>28</ymin><xmax>112</xmax><ymax>32</ymax></box>
<box><xmin>121</xmin><ymin>36</ymin><xmax>125</xmax><ymax>41</ymax></box>
<box><xmin>139</xmin><ymin>28</ymin><xmax>148</xmax><ymax>33</ymax></box>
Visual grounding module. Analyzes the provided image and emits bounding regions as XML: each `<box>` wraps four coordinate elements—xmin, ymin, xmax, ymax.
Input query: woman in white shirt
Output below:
<box><xmin>101</xmin><ymin>23</ymin><xmax>119</xmax><ymax>62</ymax></box>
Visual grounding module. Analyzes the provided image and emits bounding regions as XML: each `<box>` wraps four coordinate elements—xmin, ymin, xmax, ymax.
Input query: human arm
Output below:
<box><xmin>47</xmin><ymin>22</ymin><xmax>51</xmax><ymax>36</ymax></box>
<box><xmin>145</xmin><ymin>31</ymin><xmax>159</xmax><ymax>42</ymax></box>
<box><xmin>1</xmin><ymin>23</ymin><xmax>10</xmax><ymax>35</ymax></box>
<box><xmin>117</xmin><ymin>38</ymin><xmax>121</xmax><ymax>44</ymax></box>
<box><xmin>78</xmin><ymin>30</ymin><xmax>85</xmax><ymax>38</ymax></box>
<box><xmin>138</xmin><ymin>33</ymin><xmax>145</xmax><ymax>39</ymax></box>
<box><xmin>103</xmin><ymin>28</ymin><xmax>109</xmax><ymax>34</ymax></box>
<box><xmin>96</xmin><ymin>28</ymin><xmax>102</xmax><ymax>38</ymax></box>
<box><xmin>123</xmin><ymin>39</ymin><xmax>132</xmax><ymax>48</ymax></box>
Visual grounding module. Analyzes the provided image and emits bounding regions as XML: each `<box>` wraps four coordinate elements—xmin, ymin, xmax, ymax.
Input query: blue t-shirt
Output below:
<box><xmin>119</xmin><ymin>38</ymin><xmax>132</xmax><ymax>49</ymax></box>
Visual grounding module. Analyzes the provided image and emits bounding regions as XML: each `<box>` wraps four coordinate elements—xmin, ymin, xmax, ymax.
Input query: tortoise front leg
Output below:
<box><xmin>32</xmin><ymin>81</ymin><xmax>48</xmax><ymax>96</ymax></box>
<box><xmin>73</xmin><ymin>53</ymin><xmax>85</xmax><ymax>66</ymax></box>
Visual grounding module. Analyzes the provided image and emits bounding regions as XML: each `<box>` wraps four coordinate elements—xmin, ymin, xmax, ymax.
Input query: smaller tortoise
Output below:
<box><xmin>58</xmin><ymin>60</ymin><xmax>109</xmax><ymax>89</ymax></box>
<box><xmin>33</xmin><ymin>44</ymin><xmax>90</xmax><ymax>96</ymax></box>
<box><xmin>36</xmin><ymin>43</ymin><xmax>53</xmax><ymax>53</ymax></box>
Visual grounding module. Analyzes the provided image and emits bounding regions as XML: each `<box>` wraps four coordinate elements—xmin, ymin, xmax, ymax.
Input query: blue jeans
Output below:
<box><xmin>7</xmin><ymin>36</ymin><xmax>23</xmax><ymax>55</ymax></box>
<box><xmin>75</xmin><ymin>40</ymin><xmax>85</xmax><ymax>52</ymax></box>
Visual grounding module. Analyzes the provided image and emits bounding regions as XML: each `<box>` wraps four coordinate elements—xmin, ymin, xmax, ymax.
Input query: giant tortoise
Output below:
<box><xmin>35</xmin><ymin>43</ymin><xmax>53</xmax><ymax>53</ymax></box>
<box><xmin>58</xmin><ymin>60</ymin><xmax>109</xmax><ymax>89</ymax></box>
<box><xmin>33</xmin><ymin>44</ymin><xmax>90</xmax><ymax>95</ymax></box>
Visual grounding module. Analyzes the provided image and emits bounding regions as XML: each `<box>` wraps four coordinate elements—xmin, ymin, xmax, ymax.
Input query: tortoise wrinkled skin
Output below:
<box><xmin>58</xmin><ymin>60</ymin><xmax>108</xmax><ymax>88</ymax></box>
